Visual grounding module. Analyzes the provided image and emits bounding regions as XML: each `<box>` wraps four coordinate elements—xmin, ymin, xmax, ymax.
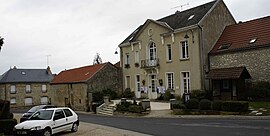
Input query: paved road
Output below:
<box><xmin>78</xmin><ymin>113</ymin><xmax>270</xmax><ymax>136</ymax></box>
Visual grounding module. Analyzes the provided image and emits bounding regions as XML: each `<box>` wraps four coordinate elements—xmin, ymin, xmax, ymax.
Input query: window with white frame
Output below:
<box><xmin>136</xmin><ymin>75</ymin><xmax>140</xmax><ymax>92</ymax></box>
<box><xmin>180</xmin><ymin>41</ymin><xmax>189</xmax><ymax>59</ymax></box>
<box><xmin>10</xmin><ymin>98</ymin><xmax>16</xmax><ymax>104</ymax></box>
<box><xmin>10</xmin><ymin>85</ymin><xmax>16</xmax><ymax>94</ymax></box>
<box><xmin>24</xmin><ymin>97</ymin><xmax>33</xmax><ymax>105</ymax></box>
<box><xmin>166</xmin><ymin>73</ymin><xmax>174</xmax><ymax>89</ymax></box>
<box><xmin>26</xmin><ymin>85</ymin><xmax>31</xmax><ymax>93</ymax></box>
<box><xmin>182</xmin><ymin>72</ymin><xmax>190</xmax><ymax>93</ymax></box>
<box><xmin>42</xmin><ymin>85</ymin><xmax>47</xmax><ymax>93</ymax></box>
<box><xmin>149</xmin><ymin>42</ymin><xmax>157</xmax><ymax>60</ymax></box>
<box><xmin>135</xmin><ymin>51</ymin><xmax>139</xmax><ymax>64</ymax></box>
<box><xmin>125</xmin><ymin>53</ymin><xmax>130</xmax><ymax>65</ymax></box>
<box><xmin>41</xmin><ymin>96</ymin><xmax>48</xmax><ymax>104</ymax></box>
<box><xmin>166</xmin><ymin>44</ymin><xmax>172</xmax><ymax>61</ymax></box>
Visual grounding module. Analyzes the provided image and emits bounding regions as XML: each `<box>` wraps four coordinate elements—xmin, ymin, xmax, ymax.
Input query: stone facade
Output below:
<box><xmin>210</xmin><ymin>47</ymin><xmax>270</xmax><ymax>82</ymax></box>
<box><xmin>51</xmin><ymin>63</ymin><xmax>120</xmax><ymax>111</ymax></box>
<box><xmin>0</xmin><ymin>83</ymin><xmax>52</xmax><ymax>108</ymax></box>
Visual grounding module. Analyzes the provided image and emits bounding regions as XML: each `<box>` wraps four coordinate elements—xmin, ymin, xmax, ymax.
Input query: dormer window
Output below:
<box><xmin>218</xmin><ymin>43</ymin><xmax>231</xmax><ymax>50</ymax></box>
<box><xmin>188</xmin><ymin>15</ymin><xmax>195</xmax><ymax>20</ymax></box>
<box><xmin>249</xmin><ymin>38</ymin><xmax>257</xmax><ymax>44</ymax></box>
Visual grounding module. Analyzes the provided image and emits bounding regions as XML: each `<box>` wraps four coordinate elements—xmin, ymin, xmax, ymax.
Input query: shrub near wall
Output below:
<box><xmin>221</xmin><ymin>101</ymin><xmax>249</xmax><ymax>112</ymax></box>
<box><xmin>185</xmin><ymin>98</ymin><xmax>199</xmax><ymax>109</ymax></box>
<box><xmin>199</xmin><ymin>99</ymin><xmax>212</xmax><ymax>110</ymax></box>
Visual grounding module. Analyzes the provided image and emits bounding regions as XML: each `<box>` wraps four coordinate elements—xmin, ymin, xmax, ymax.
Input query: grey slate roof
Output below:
<box><xmin>120</xmin><ymin>0</ymin><xmax>216</xmax><ymax>45</ymax></box>
<box><xmin>0</xmin><ymin>68</ymin><xmax>54</xmax><ymax>83</ymax></box>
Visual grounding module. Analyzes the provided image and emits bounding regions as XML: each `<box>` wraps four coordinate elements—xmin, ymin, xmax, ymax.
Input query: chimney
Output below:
<box><xmin>46</xmin><ymin>66</ymin><xmax>52</xmax><ymax>75</ymax></box>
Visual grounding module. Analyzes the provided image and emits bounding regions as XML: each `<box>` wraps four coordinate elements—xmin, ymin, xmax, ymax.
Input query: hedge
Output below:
<box><xmin>185</xmin><ymin>98</ymin><xmax>199</xmax><ymax>109</ymax></box>
<box><xmin>212</xmin><ymin>100</ymin><xmax>222</xmax><ymax>111</ymax></box>
<box><xmin>128</xmin><ymin>105</ymin><xmax>143</xmax><ymax>113</ymax></box>
<box><xmin>0</xmin><ymin>119</ymin><xmax>17</xmax><ymax>135</ymax></box>
<box><xmin>199</xmin><ymin>99</ymin><xmax>211</xmax><ymax>110</ymax></box>
<box><xmin>221</xmin><ymin>101</ymin><xmax>249</xmax><ymax>112</ymax></box>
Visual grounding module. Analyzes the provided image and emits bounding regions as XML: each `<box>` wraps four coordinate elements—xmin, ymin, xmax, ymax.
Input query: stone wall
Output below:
<box><xmin>0</xmin><ymin>83</ymin><xmax>51</xmax><ymax>108</ymax></box>
<box><xmin>87</xmin><ymin>64</ymin><xmax>120</xmax><ymax>94</ymax></box>
<box><xmin>51</xmin><ymin>83</ymin><xmax>87</xmax><ymax>111</ymax></box>
<box><xmin>210</xmin><ymin>47</ymin><xmax>270</xmax><ymax>82</ymax></box>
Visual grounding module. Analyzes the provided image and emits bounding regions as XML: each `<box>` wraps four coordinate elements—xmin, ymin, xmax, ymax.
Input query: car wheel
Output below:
<box><xmin>43</xmin><ymin>129</ymin><xmax>51</xmax><ymax>136</ymax></box>
<box><xmin>71</xmin><ymin>123</ymin><xmax>78</xmax><ymax>132</ymax></box>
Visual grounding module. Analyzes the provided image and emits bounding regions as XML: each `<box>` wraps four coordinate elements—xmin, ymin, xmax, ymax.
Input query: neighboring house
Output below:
<box><xmin>208</xmin><ymin>16</ymin><xmax>270</xmax><ymax>100</ymax></box>
<box><xmin>0</xmin><ymin>67</ymin><xmax>54</xmax><ymax>107</ymax></box>
<box><xmin>118</xmin><ymin>0</ymin><xmax>235</xmax><ymax>99</ymax></box>
<box><xmin>50</xmin><ymin>62</ymin><xmax>120</xmax><ymax>111</ymax></box>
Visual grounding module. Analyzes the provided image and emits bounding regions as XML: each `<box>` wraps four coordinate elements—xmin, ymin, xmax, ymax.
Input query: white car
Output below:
<box><xmin>14</xmin><ymin>107</ymin><xmax>79</xmax><ymax>136</ymax></box>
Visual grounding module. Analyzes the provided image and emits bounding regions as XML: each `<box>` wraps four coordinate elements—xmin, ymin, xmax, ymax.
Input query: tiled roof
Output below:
<box><xmin>207</xmin><ymin>67</ymin><xmax>251</xmax><ymax>79</ymax></box>
<box><xmin>51</xmin><ymin>63</ymin><xmax>106</xmax><ymax>84</ymax></box>
<box><xmin>120</xmin><ymin>0</ymin><xmax>216</xmax><ymax>45</ymax></box>
<box><xmin>0</xmin><ymin>68</ymin><xmax>54</xmax><ymax>83</ymax></box>
<box><xmin>114</xmin><ymin>61</ymin><xmax>121</xmax><ymax>68</ymax></box>
<box><xmin>210</xmin><ymin>16</ymin><xmax>270</xmax><ymax>54</ymax></box>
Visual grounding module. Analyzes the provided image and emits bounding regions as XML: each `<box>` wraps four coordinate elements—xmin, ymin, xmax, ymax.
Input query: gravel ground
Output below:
<box><xmin>14</xmin><ymin>114</ymin><xmax>150</xmax><ymax>136</ymax></box>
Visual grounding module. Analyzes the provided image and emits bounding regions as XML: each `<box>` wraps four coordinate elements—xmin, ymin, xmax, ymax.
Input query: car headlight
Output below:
<box><xmin>30</xmin><ymin>126</ymin><xmax>42</xmax><ymax>131</ymax></box>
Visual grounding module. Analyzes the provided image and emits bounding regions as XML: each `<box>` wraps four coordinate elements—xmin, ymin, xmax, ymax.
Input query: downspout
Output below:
<box><xmin>198</xmin><ymin>25</ymin><xmax>206</xmax><ymax>91</ymax></box>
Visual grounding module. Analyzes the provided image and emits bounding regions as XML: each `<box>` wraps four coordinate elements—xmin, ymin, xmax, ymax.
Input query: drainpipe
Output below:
<box><xmin>198</xmin><ymin>25</ymin><xmax>206</xmax><ymax>91</ymax></box>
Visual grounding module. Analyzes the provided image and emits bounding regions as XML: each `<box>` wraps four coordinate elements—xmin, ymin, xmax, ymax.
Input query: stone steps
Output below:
<box><xmin>96</xmin><ymin>103</ymin><xmax>116</xmax><ymax>116</ymax></box>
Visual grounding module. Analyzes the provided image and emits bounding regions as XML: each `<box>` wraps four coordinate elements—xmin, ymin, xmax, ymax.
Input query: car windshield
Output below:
<box><xmin>28</xmin><ymin>106</ymin><xmax>42</xmax><ymax>113</ymax></box>
<box><xmin>29</xmin><ymin>110</ymin><xmax>54</xmax><ymax>120</ymax></box>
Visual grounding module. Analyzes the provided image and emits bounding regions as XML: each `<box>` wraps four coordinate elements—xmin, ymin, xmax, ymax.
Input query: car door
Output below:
<box><xmin>52</xmin><ymin>109</ymin><xmax>67</xmax><ymax>133</ymax></box>
<box><xmin>63</xmin><ymin>108</ymin><xmax>75</xmax><ymax>129</ymax></box>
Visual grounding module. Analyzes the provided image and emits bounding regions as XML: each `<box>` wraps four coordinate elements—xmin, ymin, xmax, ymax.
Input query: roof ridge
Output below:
<box><xmin>157</xmin><ymin>0</ymin><xmax>216</xmax><ymax>21</ymax></box>
<box><xmin>63</xmin><ymin>63</ymin><xmax>106</xmax><ymax>72</ymax></box>
<box><xmin>227</xmin><ymin>16</ymin><xmax>270</xmax><ymax>28</ymax></box>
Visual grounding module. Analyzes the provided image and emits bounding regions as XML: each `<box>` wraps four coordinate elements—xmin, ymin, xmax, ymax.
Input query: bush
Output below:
<box><xmin>0</xmin><ymin>119</ymin><xmax>17</xmax><ymax>135</ymax></box>
<box><xmin>212</xmin><ymin>100</ymin><xmax>222</xmax><ymax>111</ymax></box>
<box><xmin>163</xmin><ymin>90</ymin><xmax>174</xmax><ymax>101</ymax></box>
<box><xmin>172</xmin><ymin>103</ymin><xmax>186</xmax><ymax>109</ymax></box>
<box><xmin>102</xmin><ymin>89</ymin><xmax>118</xmax><ymax>100</ymax></box>
<box><xmin>221</xmin><ymin>101</ymin><xmax>249</xmax><ymax>112</ymax></box>
<box><xmin>92</xmin><ymin>101</ymin><xmax>103</xmax><ymax>113</ymax></box>
<box><xmin>199</xmin><ymin>99</ymin><xmax>212</xmax><ymax>110</ymax></box>
<box><xmin>116</xmin><ymin>101</ymin><xmax>132</xmax><ymax>112</ymax></box>
<box><xmin>92</xmin><ymin>91</ymin><xmax>104</xmax><ymax>102</ymax></box>
<box><xmin>249</xmin><ymin>81</ymin><xmax>270</xmax><ymax>101</ymax></box>
<box><xmin>190</xmin><ymin>90</ymin><xmax>205</xmax><ymax>100</ymax></box>
<box><xmin>122</xmin><ymin>88</ymin><xmax>135</xmax><ymax>99</ymax></box>
<box><xmin>0</xmin><ymin>100</ymin><xmax>11</xmax><ymax>119</ymax></box>
<box><xmin>128</xmin><ymin>105</ymin><xmax>143</xmax><ymax>113</ymax></box>
<box><xmin>185</xmin><ymin>98</ymin><xmax>199</xmax><ymax>109</ymax></box>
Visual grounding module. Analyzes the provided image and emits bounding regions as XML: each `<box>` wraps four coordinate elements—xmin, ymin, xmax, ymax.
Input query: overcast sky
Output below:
<box><xmin>0</xmin><ymin>0</ymin><xmax>269</xmax><ymax>74</ymax></box>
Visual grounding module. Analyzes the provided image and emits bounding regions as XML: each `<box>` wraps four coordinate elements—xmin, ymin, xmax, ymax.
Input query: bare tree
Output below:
<box><xmin>0</xmin><ymin>36</ymin><xmax>4</xmax><ymax>52</ymax></box>
<box><xmin>93</xmin><ymin>53</ymin><xmax>102</xmax><ymax>65</ymax></box>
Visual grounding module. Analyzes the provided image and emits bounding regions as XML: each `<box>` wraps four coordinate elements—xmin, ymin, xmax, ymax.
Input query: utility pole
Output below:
<box><xmin>46</xmin><ymin>55</ymin><xmax>51</xmax><ymax>66</ymax></box>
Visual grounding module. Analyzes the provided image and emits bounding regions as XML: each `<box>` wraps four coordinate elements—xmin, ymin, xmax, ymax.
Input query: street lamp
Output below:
<box><xmin>114</xmin><ymin>47</ymin><xmax>119</xmax><ymax>54</ymax></box>
<box><xmin>0</xmin><ymin>36</ymin><xmax>4</xmax><ymax>52</ymax></box>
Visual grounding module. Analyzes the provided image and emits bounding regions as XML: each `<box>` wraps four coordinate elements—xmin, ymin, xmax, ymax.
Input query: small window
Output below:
<box><xmin>180</xmin><ymin>41</ymin><xmax>189</xmax><ymax>59</ymax></box>
<box><xmin>10</xmin><ymin>85</ymin><xmax>16</xmax><ymax>94</ymax></box>
<box><xmin>41</xmin><ymin>96</ymin><xmax>48</xmax><ymax>104</ymax></box>
<box><xmin>10</xmin><ymin>98</ymin><xmax>16</xmax><ymax>105</ymax></box>
<box><xmin>26</xmin><ymin>85</ymin><xmax>31</xmax><ymax>93</ymax></box>
<box><xmin>21</xmin><ymin>71</ymin><xmax>26</xmax><ymax>75</ymax></box>
<box><xmin>24</xmin><ymin>97</ymin><xmax>33</xmax><ymax>105</ymax></box>
<box><xmin>218</xmin><ymin>44</ymin><xmax>231</xmax><ymax>50</ymax></box>
<box><xmin>166</xmin><ymin>44</ymin><xmax>172</xmax><ymax>61</ymax></box>
<box><xmin>249</xmin><ymin>38</ymin><xmax>257</xmax><ymax>44</ymax></box>
<box><xmin>54</xmin><ymin>110</ymin><xmax>65</xmax><ymax>120</ymax></box>
<box><xmin>188</xmin><ymin>15</ymin><xmax>195</xmax><ymax>20</ymax></box>
<box><xmin>222</xmin><ymin>80</ymin><xmax>230</xmax><ymax>90</ymax></box>
<box><xmin>42</xmin><ymin>85</ymin><xmax>47</xmax><ymax>93</ymax></box>
<box><xmin>63</xmin><ymin>109</ymin><xmax>73</xmax><ymax>117</ymax></box>
<box><xmin>166</xmin><ymin>73</ymin><xmax>174</xmax><ymax>89</ymax></box>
